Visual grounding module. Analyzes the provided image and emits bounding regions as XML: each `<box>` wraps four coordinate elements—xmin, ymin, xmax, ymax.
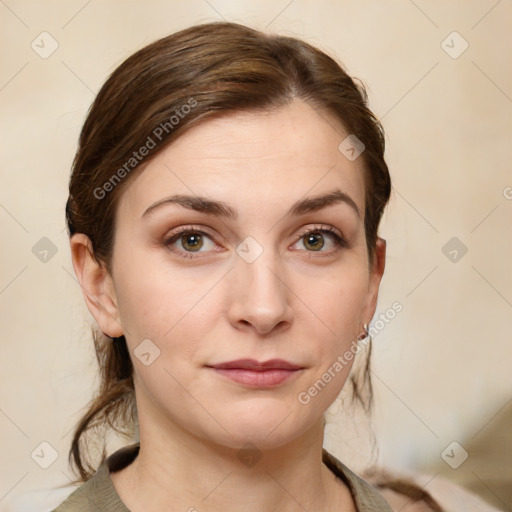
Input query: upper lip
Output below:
<box><xmin>208</xmin><ymin>359</ymin><xmax>302</xmax><ymax>371</ymax></box>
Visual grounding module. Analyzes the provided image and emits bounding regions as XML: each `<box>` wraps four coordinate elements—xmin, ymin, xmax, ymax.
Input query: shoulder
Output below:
<box><xmin>51</xmin><ymin>464</ymin><xmax>109</xmax><ymax>511</ymax></box>
<box><xmin>363</xmin><ymin>465</ymin><xmax>504</xmax><ymax>512</ymax></box>
<box><xmin>322</xmin><ymin>449</ymin><xmax>394</xmax><ymax>511</ymax></box>
<box><xmin>52</xmin><ymin>444</ymin><xmax>138</xmax><ymax>512</ymax></box>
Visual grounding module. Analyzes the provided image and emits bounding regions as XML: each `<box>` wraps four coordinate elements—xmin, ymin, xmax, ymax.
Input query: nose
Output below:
<box><xmin>227</xmin><ymin>246</ymin><xmax>294</xmax><ymax>336</ymax></box>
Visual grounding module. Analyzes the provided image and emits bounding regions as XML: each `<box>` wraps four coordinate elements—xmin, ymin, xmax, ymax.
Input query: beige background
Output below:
<box><xmin>1</xmin><ymin>1</ymin><xmax>511</xmax><ymax>510</ymax></box>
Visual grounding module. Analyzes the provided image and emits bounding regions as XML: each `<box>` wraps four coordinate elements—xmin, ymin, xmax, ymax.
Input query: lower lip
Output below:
<box><xmin>211</xmin><ymin>368</ymin><xmax>301</xmax><ymax>387</ymax></box>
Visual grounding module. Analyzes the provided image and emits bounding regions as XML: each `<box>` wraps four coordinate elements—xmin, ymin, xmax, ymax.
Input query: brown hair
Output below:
<box><xmin>64</xmin><ymin>21</ymin><xmax>391</xmax><ymax>483</ymax></box>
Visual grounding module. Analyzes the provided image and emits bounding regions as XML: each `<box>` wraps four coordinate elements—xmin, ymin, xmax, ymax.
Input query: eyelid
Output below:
<box><xmin>164</xmin><ymin>224</ymin><xmax>214</xmax><ymax>239</ymax></box>
<box><xmin>294</xmin><ymin>224</ymin><xmax>345</xmax><ymax>241</ymax></box>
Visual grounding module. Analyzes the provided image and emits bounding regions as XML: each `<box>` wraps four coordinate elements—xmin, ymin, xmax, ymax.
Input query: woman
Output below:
<box><xmin>53</xmin><ymin>21</ymin><xmax>434</xmax><ymax>511</ymax></box>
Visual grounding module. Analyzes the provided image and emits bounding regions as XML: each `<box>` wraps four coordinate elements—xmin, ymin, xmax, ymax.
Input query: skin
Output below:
<box><xmin>71</xmin><ymin>99</ymin><xmax>386</xmax><ymax>511</ymax></box>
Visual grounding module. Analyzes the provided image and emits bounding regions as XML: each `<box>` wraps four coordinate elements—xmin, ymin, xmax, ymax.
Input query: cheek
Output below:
<box><xmin>309</xmin><ymin>264</ymin><xmax>370</xmax><ymax>334</ymax></box>
<box><xmin>113</xmin><ymin>251</ymin><xmax>214</xmax><ymax>340</ymax></box>
<box><xmin>113</xmin><ymin>256</ymin><xmax>223</xmax><ymax>392</ymax></box>
<box><xmin>304</xmin><ymin>265</ymin><xmax>370</xmax><ymax>396</ymax></box>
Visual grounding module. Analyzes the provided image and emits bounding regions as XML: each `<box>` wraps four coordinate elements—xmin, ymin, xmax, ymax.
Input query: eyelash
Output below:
<box><xmin>163</xmin><ymin>224</ymin><xmax>347</xmax><ymax>260</ymax></box>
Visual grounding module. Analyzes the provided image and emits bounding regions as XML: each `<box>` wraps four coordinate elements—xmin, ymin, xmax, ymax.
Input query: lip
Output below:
<box><xmin>209</xmin><ymin>359</ymin><xmax>302</xmax><ymax>371</ymax></box>
<box><xmin>207</xmin><ymin>359</ymin><xmax>303</xmax><ymax>388</ymax></box>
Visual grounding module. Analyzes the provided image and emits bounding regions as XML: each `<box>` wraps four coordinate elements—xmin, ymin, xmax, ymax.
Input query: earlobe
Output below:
<box><xmin>69</xmin><ymin>233</ymin><xmax>124</xmax><ymax>338</ymax></box>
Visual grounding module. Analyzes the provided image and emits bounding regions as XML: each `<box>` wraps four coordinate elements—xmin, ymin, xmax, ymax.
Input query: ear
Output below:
<box><xmin>69</xmin><ymin>233</ymin><xmax>124</xmax><ymax>338</ymax></box>
<box><xmin>361</xmin><ymin>237</ymin><xmax>386</xmax><ymax>327</ymax></box>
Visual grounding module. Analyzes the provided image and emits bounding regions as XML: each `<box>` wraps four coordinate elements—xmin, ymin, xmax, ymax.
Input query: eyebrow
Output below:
<box><xmin>141</xmin><ymin>189</ymin><xmax>361</xmax><ymax>220</ymax></box>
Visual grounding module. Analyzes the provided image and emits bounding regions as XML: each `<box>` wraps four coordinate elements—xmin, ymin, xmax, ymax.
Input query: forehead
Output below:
<box><xmin>118</xmin><ymin>100</ymin><xmax>367</xmax><ymax>220</ymax></box>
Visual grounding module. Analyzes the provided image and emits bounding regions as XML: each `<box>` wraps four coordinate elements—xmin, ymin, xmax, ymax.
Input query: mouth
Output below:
<box><xmin>206</xmin><ymin>359</ymin><xmax>304</xmax><ymax>388</ymax></box>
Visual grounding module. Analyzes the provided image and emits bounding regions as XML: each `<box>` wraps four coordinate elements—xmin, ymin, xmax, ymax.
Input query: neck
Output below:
<box><xmin>110</xmin><ymin>407</ymin><xmax>354</xmax><ymax>512</ymax></box>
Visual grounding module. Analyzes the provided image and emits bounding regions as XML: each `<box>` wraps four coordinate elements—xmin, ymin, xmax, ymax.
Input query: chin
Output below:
<box><xmin>206</xmin><ymin>402</ymin><xmax>319</xmax><ymax>451</ymax></box>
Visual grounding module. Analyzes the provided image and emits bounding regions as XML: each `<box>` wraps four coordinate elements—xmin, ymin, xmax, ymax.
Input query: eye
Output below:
<box><xmin>293</xmin><ymin>225</ymin><xmax>347</xmax><ymax>254</ymax></box>
<box><xmin>163</xmin><ymin>224</ymin><xmax>347</xmax><ymax>260</ymax></box>
<box><xmin>163</xmin><ymin>227</ymin><xmax>217</xmax><ymax>259</ymax></box>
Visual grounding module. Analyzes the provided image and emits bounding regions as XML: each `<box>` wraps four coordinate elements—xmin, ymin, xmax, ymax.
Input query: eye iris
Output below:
<box><xmin>182</xmin><ymin>233</ymin><xmax>203</xmax><ymax>251</ymax></box>
<box><xmin>304</xmin><ymin>232</ymin><xmax>324</xmax><ymax>251</ymax></box>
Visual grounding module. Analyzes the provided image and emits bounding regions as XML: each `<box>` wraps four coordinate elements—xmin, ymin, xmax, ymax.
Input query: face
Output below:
<box><xmin>90</xmin><ymin>99</ymin><xmax>385</xmax><ymax>451</ymax></box>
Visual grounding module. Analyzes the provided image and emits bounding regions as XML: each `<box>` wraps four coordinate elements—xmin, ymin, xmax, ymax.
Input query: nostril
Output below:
<box><xmin>276</xmin><ymin>320</ymin><xmax>289</xmax><ymax>332</ymax></box>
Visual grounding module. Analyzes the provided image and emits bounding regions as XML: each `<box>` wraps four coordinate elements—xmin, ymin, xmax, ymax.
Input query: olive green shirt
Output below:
<box><xmin>53</xmin><ymin>443</ymin><xmax>393</xmax><ymax>511</ymax></box>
